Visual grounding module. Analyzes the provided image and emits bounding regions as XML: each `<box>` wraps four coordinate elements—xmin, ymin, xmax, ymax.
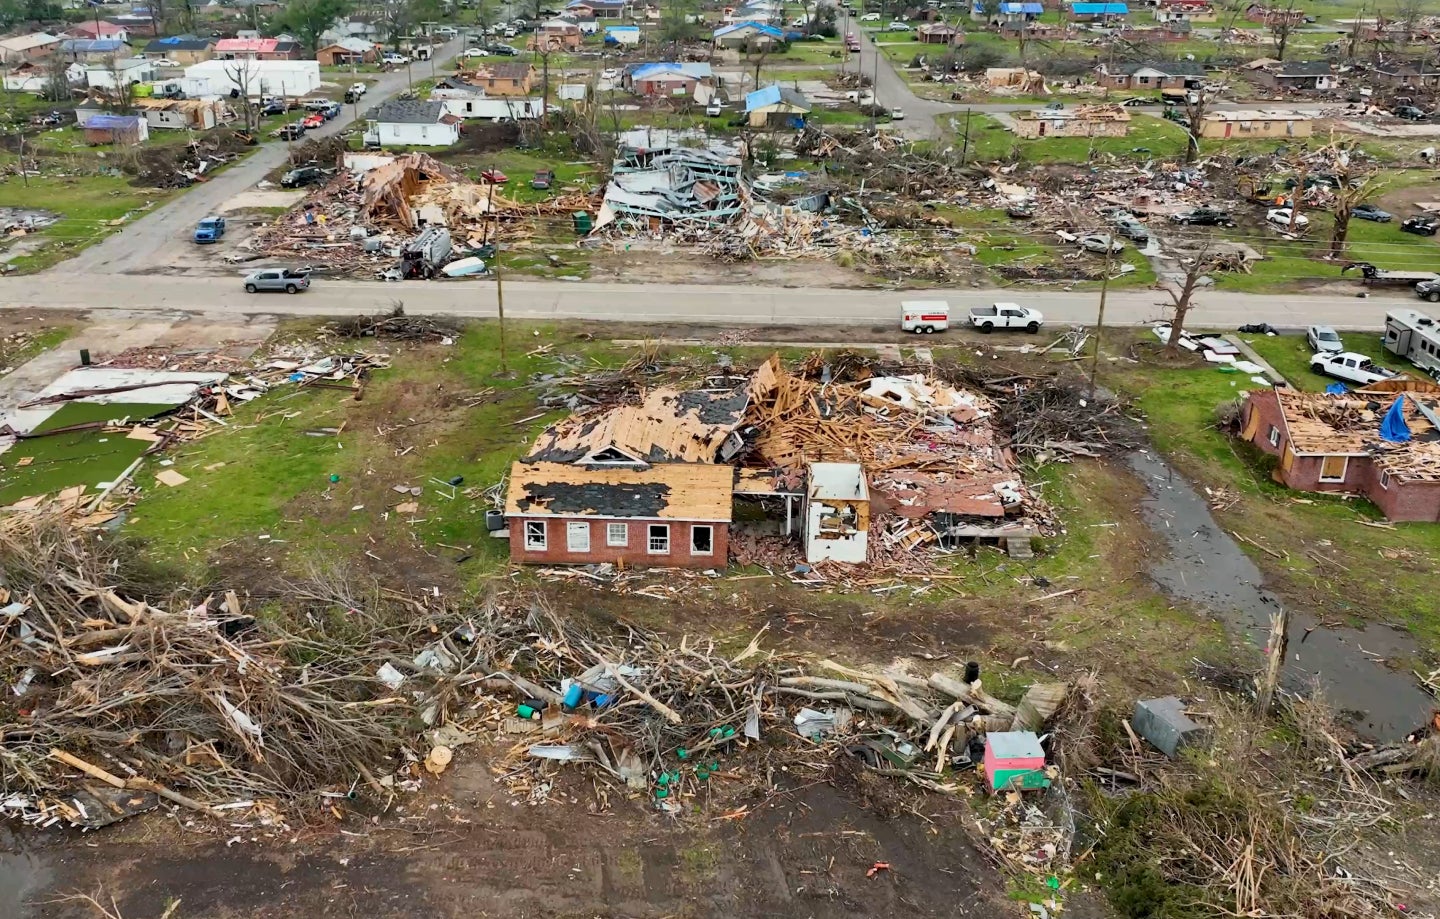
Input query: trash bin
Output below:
<box><xmin>572</xmin><ymin>211</ymin><xmax>592</xmax><ymax>235</ymax></box>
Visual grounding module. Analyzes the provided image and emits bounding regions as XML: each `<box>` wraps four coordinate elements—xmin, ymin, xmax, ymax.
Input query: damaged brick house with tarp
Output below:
<box><xmin>1240</xmin><ymin>380</ymin><xmax>1440</xmax><ymax>521</ymax></box>
<box><xmin>505</xmin><ymin>385</ymin><xmax>752</xmax><ymax>568</ymax></box>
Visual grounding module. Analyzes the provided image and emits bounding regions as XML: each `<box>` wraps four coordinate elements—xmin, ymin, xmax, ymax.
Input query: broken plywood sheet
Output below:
<box><xmin>526</xmin><ymin>386</ymin><xmax>750</xmax><ymax>465</ymax></box>
<box><xmin>155</xmin><ymin>469</ymin><xmax>189</xmax><ymax>487</ymax></box>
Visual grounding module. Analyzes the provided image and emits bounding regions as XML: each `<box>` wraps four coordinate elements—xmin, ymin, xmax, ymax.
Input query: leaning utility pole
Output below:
<box><xmin>485</xmin><ymin>173</ymin><xmax>507</xmax><ymax>373</ymax></box>
<box><xmin>1087</xmin><ymin>237</ymin><xmax>1114</xmax><ymax>401</ymax></box>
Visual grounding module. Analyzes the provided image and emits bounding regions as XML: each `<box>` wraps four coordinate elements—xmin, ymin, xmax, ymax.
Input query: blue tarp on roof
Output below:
<box><xmin>1381</xmin><ymin>396</ymin><xmax>1412</xmax><ymax>443</ymax></box>
<box><xmin>746</xmin><ymin>84</ymin><xmax>782</xmax><ymax>111</ymax></box>
<box><xmin>85</xmin><ymin>114</ymin><xmax>143</xmax><ymax>130</ymax></box>
<box><xmin>1072</xmin><ymin>2</ymin><xmax>1127</xmax><ymax>12</ymax></box>
<box><xmin>1324</xmin><ymin>382</ymin><xmax>1347</xmax><ymax>395</ymax></box>
<box><xmin>713</xmin><ymin>22</ymin><xmax>785</xmax><ymax>38</ymax></box>
<box><xmin>59</xmin><ymin>38</ymin><xmax>127</xmax><ymax>52</ymax></box>
<box><xmin>999</xmin><ymin>2</ymin><xmax>1045</xmax><ymax>12</ymax></box>
<box><xmin>630</xmin><ymin>61</ymin><xmax>713</xmax><ymax>80</ymax></box>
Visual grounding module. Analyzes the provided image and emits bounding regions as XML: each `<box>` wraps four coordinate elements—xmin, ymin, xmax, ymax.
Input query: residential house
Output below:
<box><xmin>319</xmin><ymin>20</ymin><xmax>383</xmax><ymax>45</ymax></box>
<box><xmin>1153</xmin><ymin>0</ymin><xmax>1215</xmax><ymax>21</ymax></box>
<box><xmin>506</xmin><ymin>462</ymin><xmax>734</xmax><ymax>567</ymax></box>
<box><xmin>1098</xmin><ymin>59</ymin><xmax>1203</xmax><ymax>89</ymax></box>
<box><xmin>4</xmin><ymin>60</ymin><xmax>81</xmax><ymax>93</ymax></box>
<box><xmin>804</xmin><ymin>463</ymin><xmax>869</xmax><ymax>564</ymax></box>
<box><xmin>565</xmin><ymin>0</ymin><xmax>630</xmax><ymax>18</ymax></box>
<box><xmin>603</xmin><ymin>24</ymin><xmax>642</xmax><ymax>44</ymax></box>
<box><xmin>105</xmin><ymin>16</ymin><xmax>160</xmax><ymax>38</ymax></box>
<box><xmin>1369</xmin><ymin>60</ymin><xmax>1440</xmax><ymax>88</ymax></box>
<box><xmin>1240</xmin><ymin>385</ymin><xmax>1440</xmax><ymax>522</ymax></box>
<box><xmin>83</xmin><ymin>113</ymin><xmax>148</xmax><ymax>145</ymax></box>
<box><xmin>1068</xmin><ymin>1</ymin><xmax>1129</xmax><ymax>20</ymax></box>
<box><xmin>1244</xmin><ymin>3</ymin><xmax>1304</xmax><ymax>25</ymax></box>
<box><xmin>470</xmin><ymin>62</ymin><xmax>536</xmax><ymax>96</ymax></box>
<box><xmin>1252</xmin><ymin>60</ymin><xmax>1336</xmax><ymax>91</ymax></box>
<box><xmin>1011</xmin><ymin>103</ymin><xmax>1130</xmax><ymax>137</ymax></box>
<box><xmin>315</xmin><ymin>38</ymin><xmax>379</xmax><ymax>66</ymax></box>
<box><xmin>64</xmin><ymin>21</ymin><xmax>129</xmax><ymax>43</ymax></box>
<box><xmin>132</xmin><ymin>97</ymin><xmax>228</xmax><ymax>130</ymax></box>
<box><xmin>84</xmin><ymin>57</ymin><xmax>154</xmax><ymax>89</ymax></box>
<box><xmin>56</xmin><ymin>39</ymin><xmax>132</xmax><ymax>63</ymax></box>
<box><xmin>532</xmin><ymin>19</ymin><xmax>583</xmax><ymax>50</ymax></box>
<box><xmin>712</xmin><ymin>22</ymin><xmax>786</xmax><ymax>48</ymax></box>
<box><xmin>723</xmin><ymin>2</ymin><xmax>778</xmax><ymax>23</ymax></box>
<box><xmin>142</xmin><ymin>37</ymin><xmax>216</xmax><ymax>64</ymax></box>
<box><xmin>0</xmin><ymin>33</ymin><xmax>60</xmax><ymax>64</ymax></box>
<box><xmin>1197</xmin><ymin>109</ymin><xmax>1313</xmax><ymax>138</ymax></box>
<box><xmin>627</xmin><ymin>61</ymin><xmax>713</xmax><ymax>97</ymax></box>
<box><xmin>905</xmin><ymin>6</ymin><xmax>944</xmax><ymax>22</ymax></box>
<box><xmin>991</xmin><ymin>1</ymin><xmax>1044</xmax><ymax>24</ymax></box>
<box><xmin>1156</xmin><ymin>19</ymin><xmax>1194</xmax><ymax>38</ymax></box>
<box><xmin>365</xmin><ymin>99</ymin><xmax>462</xmax><ymax>146</ymax></box>
<box><xmin>916</xmin><ymin>22</ymin><xmax>964</xmax><ymax>44</ymax></box>
<box><xmin>214</xmin><ymin>38</ymin><xmax>303</xmax><ymax>61</ymax></box>
<box><xmin>432</xmin><ymin>77</ymin><xmax>547</xmax><ymax>120</ymax></box>
<box><xmin>745</xmin><ymin>83</ymin><xmax>810</xmax><ymax>127</ymax></box>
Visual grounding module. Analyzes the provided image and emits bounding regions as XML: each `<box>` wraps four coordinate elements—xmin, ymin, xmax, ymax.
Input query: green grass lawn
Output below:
<box><xmin>0</xmin><ymin>170</ymin><xmax>168</xmax><ymax>274</ymax></box>
<box><xmin>964</xmin><ymin>113</ymin><xmax>1189</xmax><ymax>163</ymax></box>
<box><xmin>0</xmin><ymin>401</ymin><xmax>180</xmax><ymax>504</ymax></box>
<box><xmin>1241</xmin><ymin>331</ymin><xmax>1396</xmax><ymax>390</ymax></box>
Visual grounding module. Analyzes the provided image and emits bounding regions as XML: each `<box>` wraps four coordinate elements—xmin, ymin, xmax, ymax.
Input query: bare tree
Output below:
<box><xmin>1163</xmin><ymin>240</ymin><xmax>1213</xmax><ymax>354</ymax></box>
<box><xmin>226</xmin><ymin>60</ymin><xmax>258</xmax><ymax>132</ymax></box>
<box><xmin>1182</xmin><ymin>88</ymin><xmax>1212</xmax><ymax>164</ymax></box>
<box><xmin>1326</xmin><ymin>146</ymin><xmax>1383</xmax><ymax>257</ymax></box>
<box><xmin>1268</xmin><ymin>0</ymin><xmax>1298</xmax><ymax>60</ymax></box>
<box><xmin>1394</xmin><ymin>0</ymin><xmax>1423</xmax><ymax>42</ymax></box>
<box><xmin>42</xmin><ymin>53</ymin><xmax>72</xmax><ymax>103</ymax></box>
<box><xmin>103</xmin><ymin>56</ymin><xmax>136</xmax><ymax>114</ymax></box>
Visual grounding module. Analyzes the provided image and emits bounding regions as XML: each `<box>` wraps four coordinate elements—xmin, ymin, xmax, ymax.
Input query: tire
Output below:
<box><xmin>245</xmin><ymin>284</ymin><xmax>257</xmax><ymax>293</ymax></box>
<box><xmin>1427</xmin><ymin>291</ymin><xmax>1439</xmax><ymax>303</ymax></box>
<box><xmin>980</xmin><ymin>322</ymin><xmax>993</xmax><ymax>333</ymax></box>
<box><xmin>912</xmin><ymin>327</ymin><xmax>924</xmax><ymax>334</ymax></box>
<box><xmin>1311</xmin><ymin>362</ymin><xmax>1325</xmax><ymax>373</ymax></box>
<box><xmin>1026</xmin><ymin>322</ymin><xmax>1040</xmax><ymax>334</ymax></box>
<box><xmin>923</xmin><ymin>326</ymin><xmax>934</xmax><ymax>334</ymax></box>
<box><xmin>285</xmin><ymin>284</ymin><xmax>298</xmax><ymax>294</ymax></box>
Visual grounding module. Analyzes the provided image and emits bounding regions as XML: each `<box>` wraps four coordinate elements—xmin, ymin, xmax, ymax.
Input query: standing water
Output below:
<box><xmin>1130</xmin><ymin>451</ymin><xmax>1435</xmax><ymax>742</ymax></box>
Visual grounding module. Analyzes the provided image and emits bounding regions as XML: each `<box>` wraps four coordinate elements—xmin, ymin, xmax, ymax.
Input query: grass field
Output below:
<box><xmin>963</xmin><ymin>113</ymin><xmax>1189</xmax><ymax>163</ymax></box>
<box><xmin>0</xmin><ymin>170</ymin><xmax>168</xmax><ymax>273</ymax></box>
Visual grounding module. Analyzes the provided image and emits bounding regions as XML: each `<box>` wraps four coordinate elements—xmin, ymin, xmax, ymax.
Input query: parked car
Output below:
<box><xmin>435</xmin><ymin>25</ymin><xmax>458</xmax><ymax>37</ymax></box>
<box><xmin>1309</xmin><ymin>351</ymin><xmax>1396</xmax><ymax>385</ymax></box>
<box><xmin>860</xmin><ymin>11</ymin><xmax>881</xmax><ymax>19</ymax></box>
<box><xmin>503</xmin><ymin>27</ymin><xmax>517</xmax><ymax>37</ymax></box>
<box><xmin>1306</xmin><ymin>324</ymin><xmax>1344</xmax><ymax>353</ymax></box>
<box><xmin>890</xmin><ymin>107</ymin><xmax>905</xmax><ymax>120</ymax></box>
<box><xmin>1401</xmin><ymin>215</ymin><xmax>1439</xmax><ymax>236</ymax></box>
<box><xmin>887</xmin><ymin>19</ymin><xmax>908</xmax><ymax>29</ymax></box>
<box><xmin>260</xmin><ymin>100</ymin><xmax>286</xmax><ymax>116</ymax></box>
<box><xmin>1266</xmin><ymin>207</ymin><xmax>1309</xmax><ymax>229</ymax></box>
<box><xmin>274</xmin><ymin>124</ymin><xmax>306</xmax><ymax>140</ymax></box>
<box><xmin>969</xmin><ymin>302</ymin><xmax>1044</xmax><ymax>333</ymax></box>
<box><xmin>1396</xmin><ymin>105</ymin><xmax>1429</xmax><ymax>120</ymax></box>
<box><xmin>193</xmin><ymin>216</ymin><xmax>225</xmax><ymax>244</ymax></box>
<box><xmin>152</xmin><ymin>57</ymin><xmax>179</xmax><ymax>66</ymax></box>
<box><xmin>1170</xmin><ymin>206</ymin><xmax>1234</xmax><ymax>227</ymax></box>
<box><xmin>1078</xmin><ymin>233</ymin><xmax>1124</xmax><ymax>254</ymax></box>
<box><xmin>1113</xmin><ymin>215</ymin><xmax>1150</xmax><ymax>242</ymax></box>
<box><xmin>243</xmin><ymin>268</ymin><xmax>310</xmax><ymax>294</ymax></box>
<box><xmin>1043</xmin><ymin>101</ymin><xmax>1064</xmax><ymax>110</ymax></box>
<box><xmin>479</xmin><ymin>168</ymin><xmax>509</xmax><ymax>184</ymax></box>
<box><xmin>350</xmin><ymin>82</ymin><xmax>367</xmax><ymax>97</ymax></box>
<box><xmin>488</xmin><ymin>43</ymin><xmax>520</xmax><ymax>55</ymax></box>
<box><xmin>460</xmin><ymin>47</ymin><xmax>490</xmax><ymax>57</ymax></box>
<box><xmin>706</xmin><ymin>100</ymin><xmax>723</xmax><ymax>116</ymax></box>
<box><xmin>1353</xmin><ymin>203</ymin><xmax>1393</xmax><ymax>222</ymax></box>
<box><xmin>1006</xmin><ymin>202</ymin><xmax>1034</xmax><ymax>219</ymax></box>
<box><xmin>281</xmin><ymin>165</ymin><xmax>328</xmax><ymax>188</ymax></box>
<box><xmin>531</xmin><ymin>168</ymin><xmax>555</xmax><ymax>190</ymax></box>
<box><xmin>1415</xmin><ymin>279</ymin><xmax>1440</xmax><ymax>302</ymax></box>
<box><xmin>301</xmin><ymin>113</ymin><xmax>324</xmax><ymax>129</ymax></box>
<box><xmin>382</xmin><ymin>52</ymin><xmax>411</xmax><ymax>64</ymax></box>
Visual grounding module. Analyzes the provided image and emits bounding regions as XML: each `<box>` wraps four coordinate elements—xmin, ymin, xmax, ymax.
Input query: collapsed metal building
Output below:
<box><xmin>594</xmin><ymin>129</ymin><xmax>747</xmax><ymax>229</ymax></box>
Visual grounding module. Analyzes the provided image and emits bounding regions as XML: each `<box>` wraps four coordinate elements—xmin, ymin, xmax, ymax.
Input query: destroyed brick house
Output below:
<box><xmin>503</xmin><ymin>356</ymin><xmax>1042</xmax><ymax>570</ymax></box>
<box><xmin>1368</xmin><ymin>60</ymin><xmax>1440</xmax><ymax>88</ymax></box>
<box><xmin>1152</xmin><ymin>0</ymin><xmax>1215</xmax><ymax>22</ymax></box>
<box><xmin>1252</xmin><ymin>60</ymin><xmax>1336</xmax><ymax>91</ymax></box>
<box><xmin>469</xmin><ymin>61</ymin><xmax>537</xmax><ymax>96</ymax></box>
<box><xmin>1240</xmin><ymin>381</ymin><xmax>1440</xmax><ymax>522</ymax></box>
<box><xmin>916</xmin><ymin>22</ymin><xmax>964</xmax><ymax>44</ymax></box>
<box><xmin>1198</xmin><ymin>109</ymin><xmax>1313</xmax><ymax>139</ymax></box>
<box><xmin>1011</xmin><ymin>104</ymin><xmax>1130</xmax><ymax>138</ymax></box>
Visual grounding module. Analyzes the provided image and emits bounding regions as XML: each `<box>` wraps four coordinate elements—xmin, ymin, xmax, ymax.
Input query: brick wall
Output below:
<box><xmin>509</xmin><ymin>516</ymin><xmax>729</xmax><ymax>568</ymax></box>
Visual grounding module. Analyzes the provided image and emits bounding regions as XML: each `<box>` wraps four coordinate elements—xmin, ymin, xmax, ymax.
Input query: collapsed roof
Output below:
<box><xmin>1269</xmin><ymin>388</ymin><xmax>1440</xmax><ymax>482</ymax></box>
<box><xmin>525</xmin><ymin>385</ymin><xmax>751</xmax><ymax>465</ymax></box>
<box><xmin>596</xmin><ymin>133</ymin><xmax>746</xmax><ymax>227</ymax></box>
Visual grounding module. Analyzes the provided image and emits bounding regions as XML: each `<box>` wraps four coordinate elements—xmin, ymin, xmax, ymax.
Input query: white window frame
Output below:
<box><xmin>1267</xmin><ymin>425</ymin><xmax>1280</xmax><ymax>447</ymax></box>
<box><xmin>566</xmin><ymin>521</ymin><xmax>591</xmax><ymax>553</ymax></box>
<box><xmin>647</xmin><ymin>523</ymin><xmax>670</xmax><ymax>554</ymax></box>
<box><xmin>1379</xmin><ymin>470</ymin><xmax>1391</xmax><ymax>490</ymax></box>
<box><xmin>523</xmin><ymin>520</ymin><xmax>547</xmax><ymax>551</ymax></box>
<box><xmin>606</xmin><ymin>522</ymin><xmax>628</xmax><ymax>546</ymax></box>
<box><xmin>690</xmin><ymin>524</ymin><xmax>714</xmax><ymax>556</ymax></box>
<box><xmin>1318</xmin><ymin>455</ymin><xmax>1349</xmax><ymax>483</ymax></box>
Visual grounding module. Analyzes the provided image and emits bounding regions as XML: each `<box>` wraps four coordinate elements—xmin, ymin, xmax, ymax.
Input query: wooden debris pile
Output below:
<box><xmin>327</xmin><ymin>305</ymin><xmax>463</xmax><ymax>342</ymax></box>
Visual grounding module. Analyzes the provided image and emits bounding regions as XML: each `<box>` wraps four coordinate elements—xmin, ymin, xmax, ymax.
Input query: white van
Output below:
<box><xmin>900</xmin><ymin>300</ymin><xmax>950</xmax><ymax>334</ymax></box>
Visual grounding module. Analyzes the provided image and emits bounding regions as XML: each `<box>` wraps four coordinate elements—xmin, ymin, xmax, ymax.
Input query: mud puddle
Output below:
<box><xmin>0</xmin><ymin>829</ymin><xmax>49</xmax><ymax>919</ymax></box>
<box><xmin>1131</xmin><ymin>450</ymin><xmax>1434</xmax><ymax>741</ymax></box>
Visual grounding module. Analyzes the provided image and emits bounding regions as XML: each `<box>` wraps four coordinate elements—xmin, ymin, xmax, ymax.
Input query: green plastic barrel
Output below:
<box><xmin>572</xmin><ymin>211</ymin><xmax>592</xmax><ymax>235</ymax></box>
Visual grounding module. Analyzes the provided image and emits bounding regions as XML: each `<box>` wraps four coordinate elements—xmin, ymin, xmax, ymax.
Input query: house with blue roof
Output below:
<box><xmin>627</xmin><ymin>62</ymin><xmax>714</xmax><ymax>96</ymax></box>
<box><xmin>57</xmin><ymin>38</ymin><xmax>132</xmax><ymax>62</ymax></box>
<box><xmin>745</xmin><ymin>84</ymin><xmax>810</xmax><ymax>128</ymax></box>
<box><xmin>603</xmin><ymin>24</ymin><xmax>642</xmax><ymax>45</ymax></box>
<box><xmin>1069</xmin><ymin>1</ymin><xmax>1128</xmax><ymax>19</ymax></box>
<box><xmin>141</xmin><ymin>36</ymin><xmax>216</xmax><ymax>64</ymax></box>
<box><xmin>713</xmin><ymin>22</ymin><xmax>786</xmax><ymax>48</ymax></box>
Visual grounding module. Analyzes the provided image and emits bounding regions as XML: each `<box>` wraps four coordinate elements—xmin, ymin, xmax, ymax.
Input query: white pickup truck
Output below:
<box><xmin>969</xmin><ymin>302</ymin><xmax>1044</xmax><ymax>333</ymax></box>
<box><xmin>1309</xmin><ymin>351</ymin><xmax>1397</xmax><ymax>385</ymax></box>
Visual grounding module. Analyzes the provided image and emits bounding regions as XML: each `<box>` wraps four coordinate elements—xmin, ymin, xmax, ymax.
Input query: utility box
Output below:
<box><xmin>1133</xmin><ymin>696</ymin><xmax>1206</xmax><ymax>759</ymax></box>
<box><xmin>983</xmin><ymin>731</ymin><xmax>1049</xmax><ymax>793</ymax></box>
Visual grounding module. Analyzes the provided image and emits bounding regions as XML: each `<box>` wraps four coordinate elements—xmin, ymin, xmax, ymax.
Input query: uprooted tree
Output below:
<box><xmin>1162</xmin><ymin>239</ymin><xmax>1213</xmax><ymax>354</ymax></box>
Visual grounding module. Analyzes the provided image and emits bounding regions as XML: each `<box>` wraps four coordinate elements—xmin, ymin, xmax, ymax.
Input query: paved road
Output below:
<box><xmin>64</xmin><ymin>38</ymin><xmax>463</xmax><ymax>275</ymax></box>
<box><xmin>0</xmin><ymin>273</ymin><xmax>1418</xmax><ymax>331</ymax></box>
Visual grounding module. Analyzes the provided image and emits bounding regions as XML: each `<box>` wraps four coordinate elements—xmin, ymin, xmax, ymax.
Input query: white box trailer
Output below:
<box><xmin>900</xmin><ymin>300</ymin><xmax>950</xmax><ymax>334</ymax></box>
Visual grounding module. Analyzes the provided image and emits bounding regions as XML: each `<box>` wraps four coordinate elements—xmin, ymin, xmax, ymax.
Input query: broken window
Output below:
<box><xmin>566</xmin><ymin>521</ymin><xmax>590</xmax><ymax>553</ymax></box>
<box><xmin>647</xmin><ymin>524</ymin><xmax>669</xmax><ymax>553</ymax></box>
<box><xmin>524</xmin><ymin>520</ymin><xmax>547</xmax><ymax>550</ymax></box>
<box><xmin>691</xmin><ymin>525</ymin><xmax>713</xmax><ymax>555</ymax></box>
<box><xmin>1380</xmin><ymin>470</ymin><xmax>1392</xmax><ymax>489</ymax></box>
<box><xmin>1319</xmin><ymin>455</ymin><xmax>1348</xmax><ymax>483</ymax></box>
<box><xmin>1267</xmin><ymin>425</ymin><xmax>1280</xmax><ymax>447</ymax></box>
<box><xmin>607</xmin><ymin>522</ymin><xmax>628</xmax><ymax>546</ymax></box>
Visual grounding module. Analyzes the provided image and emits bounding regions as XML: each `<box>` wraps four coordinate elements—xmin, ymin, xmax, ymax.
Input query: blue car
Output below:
<box><xmin>193</xmin><ymin>216</ymin><xmax>226</xmax><ymax>244</ymax></box>
<box><xmin>1353</xmin><ymin>203</ymin><xmax>1392</xmax><ymax>222</ymax></box>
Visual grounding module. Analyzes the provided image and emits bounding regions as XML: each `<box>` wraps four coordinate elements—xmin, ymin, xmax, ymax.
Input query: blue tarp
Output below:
<box><xmin>1381</xmin><ymin>396</ymin><xmax>1411</xmax><ymax>443</ymax></box>
<box><xmin>999</xmin><ymin>2</ymin><xmax>1045</xmax><ymax>12</ymax></box>
<box><xmin>1072</xmin><ymin>2</ymin><xmax>1128</xmax><ymax>12</ymax></box>
<box><xmin>1324</xmin><ymin>382</ymin><xmax>1347</xmax><ymax>395</ymax></box>
<box><xmin>85</xmin><ymin>114</ymin><xmax>143</xmax><ymax>130</ymax></box>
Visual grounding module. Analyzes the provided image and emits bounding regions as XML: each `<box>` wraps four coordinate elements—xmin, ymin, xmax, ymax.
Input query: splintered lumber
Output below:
<box><xmin>601</xmin><ymin>659</ymin><xmax>682</xmax><ymax>724</ymax></box>
<box><xmin>49</xmin><ymin>749</ymin><xmax>125</xmax><ymax>788</ymax></box>
<box><xmin>928</xmin><ymin>672</ymin><xmax>1018</xmax><ymax>719</ymax></box>
<box><xmin>1011</xmin><ymin>682</ymin><xmax>1069</xmax><ymax>732</ymax></box>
